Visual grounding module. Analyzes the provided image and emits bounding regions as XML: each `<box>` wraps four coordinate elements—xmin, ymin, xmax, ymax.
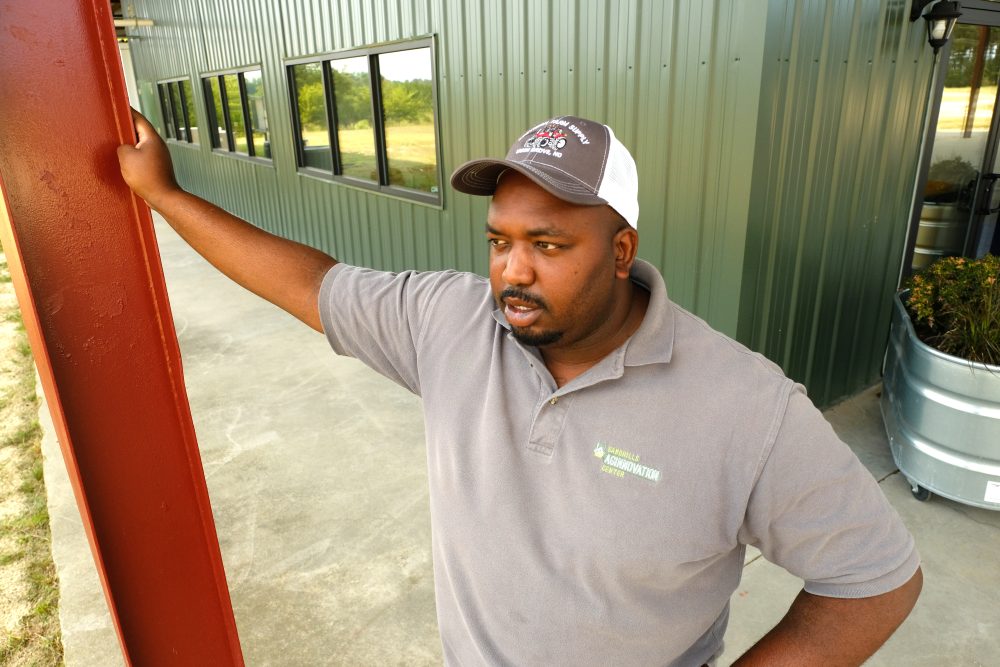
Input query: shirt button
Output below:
<box><xmin>550</xmin><ymin>397</ymin><xmax>559</xmax><ymax>405</ymax></box>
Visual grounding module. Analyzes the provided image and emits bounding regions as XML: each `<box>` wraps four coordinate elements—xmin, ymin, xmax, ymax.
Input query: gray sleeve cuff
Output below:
<box><xmin>317</xmin><ymin>262</ymin><xmax>350</xmax><ymax>344</ymax></box>
<box><xmin>803</xmin><ymin>543</ymin><xmax>921</xmax><ymax>599</ymax></box>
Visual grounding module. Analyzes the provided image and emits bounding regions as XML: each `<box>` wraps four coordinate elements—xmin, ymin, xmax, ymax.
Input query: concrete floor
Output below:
<box><xmin>42</xmin><ymin>214</ymin><xmax>1000</xmax><ymax>666</ymax></box>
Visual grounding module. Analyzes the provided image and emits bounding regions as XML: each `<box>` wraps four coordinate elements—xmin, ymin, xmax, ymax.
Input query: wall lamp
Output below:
<box><xmin>911</xmin><ymin>1</ymin><xmax>962</xmax><ymax>53</ymax></box>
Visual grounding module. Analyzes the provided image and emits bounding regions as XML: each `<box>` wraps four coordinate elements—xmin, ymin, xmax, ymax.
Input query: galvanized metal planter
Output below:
<box><xmin>881</xmin><ymin>291</ymin><xmax>1000</xmax><ymax>510</ymax></box>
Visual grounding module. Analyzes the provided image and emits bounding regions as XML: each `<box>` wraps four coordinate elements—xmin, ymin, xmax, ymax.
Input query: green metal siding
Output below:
<box><xmin>738</xmin><ymin>0</ymin><xmax>934</xmax><ymax>406</ymax></box>
<box><xmin>126</xmin><ymin>0</ymin><xmax>767</xmax><ymax>337</ymax></box>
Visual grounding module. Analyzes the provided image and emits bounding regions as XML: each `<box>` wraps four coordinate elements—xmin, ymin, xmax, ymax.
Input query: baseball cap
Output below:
<box><xmin>450</xmin><ymin>115</ymin><xmax>640</xmax><ymax>228</ymax></box>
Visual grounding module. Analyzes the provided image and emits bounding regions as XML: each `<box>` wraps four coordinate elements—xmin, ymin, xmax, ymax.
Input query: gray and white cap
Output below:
<box><xmin>450</xmin><ymin>115</ymin><xmax>640</xmax><ymax>228</ymax></box>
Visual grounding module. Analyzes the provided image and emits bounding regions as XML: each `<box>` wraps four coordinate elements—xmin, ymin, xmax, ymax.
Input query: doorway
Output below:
<box><xmin>906</xmin><ymin>5</ymin><xmax>1000</xmax><ymax>274</ymax></box>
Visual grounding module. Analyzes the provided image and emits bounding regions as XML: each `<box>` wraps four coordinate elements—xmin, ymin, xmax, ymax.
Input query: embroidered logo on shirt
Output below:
<box><xmin>594</xmin><ymin>442</ymin><xmax>661</xmax><ymax>483</ymax></box>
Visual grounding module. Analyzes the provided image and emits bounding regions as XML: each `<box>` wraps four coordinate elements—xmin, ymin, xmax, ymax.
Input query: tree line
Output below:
<box><xmin>294</xmin><ymin>64</ymin><xmax>433</xmax><ymax>131</ymax></box>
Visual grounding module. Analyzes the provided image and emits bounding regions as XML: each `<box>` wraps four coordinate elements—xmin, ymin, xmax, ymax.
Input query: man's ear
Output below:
<box><xmin>613</xmin><ymin>226</ymin><xmax>639</xmax><ymax>280</ymax></box>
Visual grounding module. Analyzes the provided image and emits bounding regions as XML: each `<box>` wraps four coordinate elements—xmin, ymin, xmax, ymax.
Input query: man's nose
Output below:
<box><xmin>501</xmin><ymin>244</ymin><xmax>535</xmax><ymax>286</ymax></box>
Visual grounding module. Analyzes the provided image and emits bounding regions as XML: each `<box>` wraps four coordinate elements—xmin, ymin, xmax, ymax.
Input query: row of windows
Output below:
<box><xmin>157</xmin><ymin>79</ymin><xmax>198</xmax><ymax>143</ymax></box>
<box><xmin>156</xmin><ymin>40</ymin><xmax>439</xmax><ymax>204</ymax></box>
<box><xmin>287</xmin><ymin>42</ymin><xmax>438</xmax><ymax>201</ymax></box>
<box><xmin>204</xmin><ymin>68</ymin><xmax>271</xmax><ymax>158</ymax></box>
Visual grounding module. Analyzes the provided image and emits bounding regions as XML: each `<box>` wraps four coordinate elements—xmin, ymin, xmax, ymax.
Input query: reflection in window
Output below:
<box><xmin>224</xmin><ymin>74</ymin><xmax>248</xmax><ymax>154</ymax></box>
<box><xmin>206</xmin><ymin>77</ymin><xmax>227</xmax><ymax>149</ymax></box>
<box><xmin>244</xmin><ymin>70</ymin><xmax>270</xmax><ymax>158</ymax></box>
<box><xmin>158</xmin><ymin>83</ymin><xmax>176</xmax><ymax>140</ymax></box>
<box><xmin>914</xmin><ymin>24</ymin><xmax>1000</xmax><ymax>271</ymax></box>
<box><xmin>158</xmin><ymin>79</ymin><xmax>198</xmax><ymax>144</ymax></box>
<box><xmin>169</xmin><ymin>83</ymin><xmax>187</xmax><ymax>140</ymax></box>
<box><xmin>204</xmin><ymin>69</ymin><xmax>270</xmax><ymax>160</ymax></box>
<box><xmin>181</xmin><ymin>79</ymin><xmax>199</xmax><ymax>144</ymax></box>
<box><xmin>286</xmin><ymin>40</ymin><xmax>441</xmax><ymax>203</ymax></box>
<box><xmin>379</xmin><ymin>49</ymin><xmax>438</xmax><ymax>194</ymax></box>
<box><xmin>292</xmin><ymin>63</ymin><xmax>331</xmax><ymax>171</ymax></box>
<box><xmin>331</xmin><ymin>57</ymin><xmax>377</xmax><ymax>181</ymax></box>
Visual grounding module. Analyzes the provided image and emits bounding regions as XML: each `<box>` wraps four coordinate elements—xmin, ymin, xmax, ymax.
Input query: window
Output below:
<box><xmin>223</xmin><ymin>74</ymin><xmax>248</xmax><ymax>154</ymax></box>
<box><xmin>287</xmin><ymin>39</ymin><xmax>441</xmax><ymax>204</ymax></box>
<box><xmin>203</xmin><ymin>67</ymin><xmax>271</xmax><ymax>160</ymax></box>
<box><xmin>244</xmin><ymin>70</ymin><xmax>270</xmax><ymax>159</ymax></box>
<box><xmin>379</xmin><ymin>49</ymin><xmax>437</xmax><ymax>193</ymax></box>
<box><xmin>290</xmin><ymin>62</ymin><xmax>332</xmax><ymax>170</ymax></box>
<box><xmin>206</xmin><ymin>77</ymin><xmax>226</xmax><ymax>149</ymax></box>
<box><xmin>157</xmin><ymin>78</ymin><xmax>198</xmax><ymax>144</ymax></box>
<box><xmin>330</xmin><ymin>57</ymin><xmax>377</xmax><ymax>181</ymax></box>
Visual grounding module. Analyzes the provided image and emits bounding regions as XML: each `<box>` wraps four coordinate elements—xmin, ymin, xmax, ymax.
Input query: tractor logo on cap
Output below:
<box><xmin>524</xmin><ymin>125</ymin><xmax>567</xmax><ymax>150</ymax></box>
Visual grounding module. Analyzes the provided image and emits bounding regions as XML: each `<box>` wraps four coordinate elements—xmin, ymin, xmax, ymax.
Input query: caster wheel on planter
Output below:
<box><xmin>911</xmin><ymin>485</ymin><xmax>931</xmax><ymax>502</ymax></box>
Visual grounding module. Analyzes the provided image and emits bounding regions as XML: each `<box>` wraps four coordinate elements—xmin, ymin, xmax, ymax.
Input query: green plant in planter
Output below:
<box><xmin>904</xmin><ymin>254</ymin><xmax>1000</xmax><ymax>365</ymax></box>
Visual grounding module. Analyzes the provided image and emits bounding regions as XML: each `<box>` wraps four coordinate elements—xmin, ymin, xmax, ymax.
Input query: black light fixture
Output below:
<box><xmin>911</xmin><ymin>1</ymin><xmax>962</xmax><ymax>53</ymax></box>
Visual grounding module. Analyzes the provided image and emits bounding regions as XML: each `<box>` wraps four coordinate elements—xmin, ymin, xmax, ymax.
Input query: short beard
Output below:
<box><xmin>497</xmin><ymin>286</ymin><xmax>562</xmax><ymax>347</ymax></box>
<box><xmin>509</xmin><ymin>327</ymin><xmax>563</xmax><ymax>347</ymax></box>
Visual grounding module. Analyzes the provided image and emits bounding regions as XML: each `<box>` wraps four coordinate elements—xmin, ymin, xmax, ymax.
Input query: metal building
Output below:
<box><xmin>119</xmin><ymin>0</ymin><xmax>998</xmax><ymax>406</ymax></box>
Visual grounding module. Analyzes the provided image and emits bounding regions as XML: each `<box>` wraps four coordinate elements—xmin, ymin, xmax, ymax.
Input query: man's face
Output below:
<box><xmin>486</xmin><ymin>171</ymin><xmax>630</xmax><ymax>351</ymax></box>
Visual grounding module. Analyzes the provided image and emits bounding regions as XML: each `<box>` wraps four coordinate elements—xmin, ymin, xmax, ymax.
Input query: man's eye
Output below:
<box><xmin>488</xmin><ymin>238</ymin><xmax>507</xmax><ymax>248</ymax></box>
<box><xmin>536</xmin><ymin>241</ymin><xmax>560</xmax><ymax>250</ymax></box>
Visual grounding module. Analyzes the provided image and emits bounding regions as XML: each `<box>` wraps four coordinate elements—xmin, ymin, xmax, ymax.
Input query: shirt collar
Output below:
<box><xmin>489</xmin><ymin>259</ymin><xmax>675</xmax><ymax>367</ymax></box>
<box><xmin>623</xmin><ymin>259</ymin><xmax>674</xmax><ymax>366</ymax></box>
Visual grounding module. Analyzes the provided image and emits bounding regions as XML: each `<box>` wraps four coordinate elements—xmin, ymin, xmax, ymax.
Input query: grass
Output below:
<box><xmin>0</xmin><ymin>249</ymin><xmax>64</xmax><ymax>665</ymax></box>
<box><xmin>301</xmin><ymin>124</ymin><xmax>439</xmax><ymax>192</ymax></box>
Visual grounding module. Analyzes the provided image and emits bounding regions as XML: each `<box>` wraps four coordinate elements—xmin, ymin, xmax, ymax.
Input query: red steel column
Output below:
<box><xmin>0</xmin><ymin>1</ymin><xmax>244</xmax><ymax>664</ymax></box>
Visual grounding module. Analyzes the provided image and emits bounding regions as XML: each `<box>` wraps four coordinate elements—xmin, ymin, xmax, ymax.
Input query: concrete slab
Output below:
<box><xmin>39</xmin><ymin>379</ymin><xmax>125</xmax><ymax>667</ymax></box>
<box><xmin>824</xmin><ymin>383</ymin><xmax>898</xmax><ymax>481</ymax></box>
<box><xmin>42</xmin><ymin>212</ymin><xmax>1000</xmax><ymax>665</ymax></box>
<box><xmin>867</xmin><ymin>474</ymin><xmax>1000</xmax><ymax>665</ymax></box>
<box><xmin>722</xmin><ymin>550</ymin><xmax>803</xmax><ymax>660</ymax></box>
<box><xmin>157</xmin><ymin>218</ymin><xmax>441</xmax><ymax>666</ymax></box>
<box><xmin>42</xmin><ymin>216</ymin><xmax>440</xmax><ymax>666</ymax></box>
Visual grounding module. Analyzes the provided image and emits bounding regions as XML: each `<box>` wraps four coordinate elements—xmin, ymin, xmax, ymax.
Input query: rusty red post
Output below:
<box><xmin>0</xmin><ymin>1</ymin><xmax>244</xmax><ymax>663</ymax></box>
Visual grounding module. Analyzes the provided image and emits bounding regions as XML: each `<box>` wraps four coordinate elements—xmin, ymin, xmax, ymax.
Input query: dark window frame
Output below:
<box><xmin>156</xmin><ymin>77</ymin><xmax>197</xmax><ymax>145</ymax></box>
<box><xmin>285</xmin><ymin>37</ymin><xmax>443</xmax><ymax>206</ymax></box>
<box><xmin>201</xmin><ymin>65</ymin><xmax>272</xmax><ymax>164</ymax></box>
<box><xmin>157</xmin><ymin>83</ymin><xmax>176</xmax><ymax>140</ymax></box>
<box><xmin>168</xmin><ymin>82</ymin><xmax>187</xmax><ymax>141</ymax></box>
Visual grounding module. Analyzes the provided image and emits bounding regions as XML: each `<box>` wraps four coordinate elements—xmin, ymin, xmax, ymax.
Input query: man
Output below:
<box><xmin>118</xmin><ymin>111</ymin><xmax>921</xmax><ymax>666</ymax></box>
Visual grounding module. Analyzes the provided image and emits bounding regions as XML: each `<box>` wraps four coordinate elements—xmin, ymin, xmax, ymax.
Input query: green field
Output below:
<box><xmin>301</xmin><ymin>123</ymin><xmax>438</xmax><ymax>191</ymax></box>
<box><xmin>231</xmin><ymin>131</ymin><xmax>271</xmax><ymax>158</ymax></box>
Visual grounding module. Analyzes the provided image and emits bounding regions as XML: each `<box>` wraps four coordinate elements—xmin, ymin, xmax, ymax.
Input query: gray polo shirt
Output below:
<box><xmin>319</xmin><ymin>260</ymin><xmax>919</xmax><ymax>666</ymax></box>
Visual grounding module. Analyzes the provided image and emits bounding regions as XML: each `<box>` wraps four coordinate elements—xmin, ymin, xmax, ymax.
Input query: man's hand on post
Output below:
<box><xmin>115</xmin><ymin>108</ymin><xmax>337</xmax><ymax>332</ymax></box>
<box><xmin>117</xmin><ymin>109</ymin><xmax>182</xmax><ymax>209</ymax></box>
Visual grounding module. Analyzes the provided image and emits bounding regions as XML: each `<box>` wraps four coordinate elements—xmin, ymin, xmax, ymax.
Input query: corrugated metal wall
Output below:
<box><xmin>126</xmin><ymin>0</ymin><xmax>767</xmax><ymax>337</ymax></box>
<box><xmin>125</xmin><ymin>0</ymin><xmax>934</xmax><ymax>405</ymax></box>
<box><xmin>737</xmin><ymin>0</ymin><xmax>934</xmax><ymax>406</ymax></box>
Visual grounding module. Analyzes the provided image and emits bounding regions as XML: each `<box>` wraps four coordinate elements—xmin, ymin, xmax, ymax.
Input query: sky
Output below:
<box><xmin>331</xmin><ymin>48</ymin><xmax>432</xmax><ymax>82</ymax></box>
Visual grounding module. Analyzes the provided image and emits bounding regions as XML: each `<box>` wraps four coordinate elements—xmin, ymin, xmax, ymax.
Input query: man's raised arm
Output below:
<box><xmin>117</xmin><ymin>109</ymin><xmax>337</xmax><ymax>332</ymax></box>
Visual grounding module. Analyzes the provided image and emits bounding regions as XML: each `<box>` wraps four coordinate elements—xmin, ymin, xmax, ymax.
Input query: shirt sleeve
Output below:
<box><xmin>738</xmin><ymin>385</ymin><xmax>920</xmax><ymax>598</ymax></box>
<box><xmin>317</xmin><ymin>263</ymin><xmax>482</xmax><ymax>396</ymax></box>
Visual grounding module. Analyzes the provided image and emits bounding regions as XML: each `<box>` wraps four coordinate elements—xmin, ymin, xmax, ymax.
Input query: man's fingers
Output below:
<box><xmin>129</xmin><ymin>107</ymin><xmax>157</xmax><ymax>145</ymax></box>
<box><xmin>117</xmin><ymin>143</ymin><xmax>137</xmax><ymax>160</ymax></box>
<box><xmin>130</xmin><ymin>107</ymin><xmax>151</xmax><ymax>127</ymax></box>
<box><xmin>116</xmin><ymin>108</ymin><xmax>179</xmax><ymax>203</ymax></box>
